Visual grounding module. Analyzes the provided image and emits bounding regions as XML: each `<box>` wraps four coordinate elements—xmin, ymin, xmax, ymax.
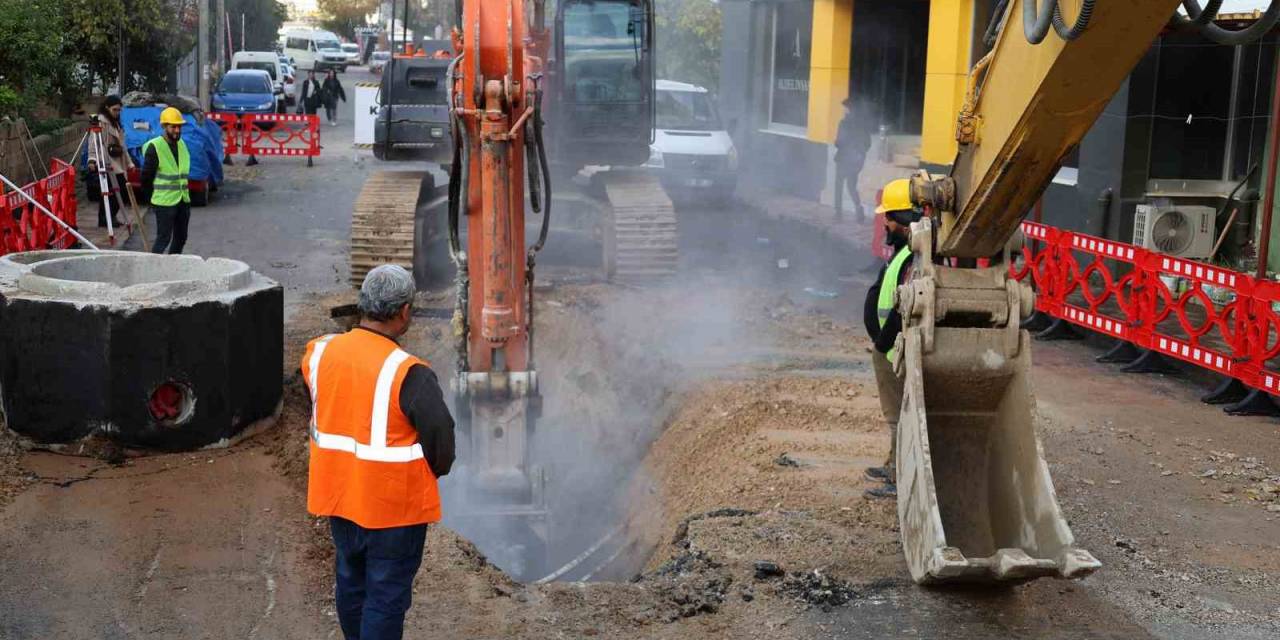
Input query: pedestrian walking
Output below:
<box><xmin>141</xmin><ymin>108</ymin><xmax>192</xmax><ymax>254</ymax></box>
<box><xmin>302</xmin><ymin>264</ymin><xmax>455</xmax><ymax>640</ymax></box>
<box><xmin>834</xmin><ymin>97</ymin><xmax>874</xmax><ymax>223</ymax></box>
<box><xmin>92</xmin><ymin>95</ymin><xmax>133</xmax><ymax>228</ymax></box>
<box><xmin>322</xmin><ymin>69</ymin><xmax>347</xmax><ymax>126</ymax></box>
<box><xmin>298</xmin><ymin>69</ymin><xmax>323</xmax><ymax>115</ymax></box>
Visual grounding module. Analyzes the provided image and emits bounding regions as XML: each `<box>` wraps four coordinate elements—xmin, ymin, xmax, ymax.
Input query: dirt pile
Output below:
<box><xmin>627</xmin><ymin>375</ymin><xmax>897</xmax><ymax>574</ymax></box>
<box><xmin>0</xmin><ymin>422</ymin><xmax>30</xmax><ymax>510</ymax></box>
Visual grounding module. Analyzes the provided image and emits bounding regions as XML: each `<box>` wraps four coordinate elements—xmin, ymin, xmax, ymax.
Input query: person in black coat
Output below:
<box><xmin>297</xmin><ymin>70</ymin><xmax>323</xmax><ymax>115</ymax></box>
<box><xmin>322</xmin><ymin>69</ymin><xmax>347</xmax><ymax>126</ymax></box>
<box><xmin>834</xmin><ymin>97</ymin><xmax>874</xmax><ymax>222</ymax></box>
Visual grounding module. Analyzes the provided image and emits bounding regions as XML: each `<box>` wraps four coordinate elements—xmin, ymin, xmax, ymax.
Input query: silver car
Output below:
<box><xmin>370</xmin><ymin>51</ymin><xmax>391</xmax><ymax>74</ymax></box>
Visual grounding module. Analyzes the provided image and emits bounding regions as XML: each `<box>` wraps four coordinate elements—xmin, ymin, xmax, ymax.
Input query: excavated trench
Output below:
<box><xmin>392</xmin><ymin>204</ymin><xmax>876</xmax><ymax>583</ymax></box>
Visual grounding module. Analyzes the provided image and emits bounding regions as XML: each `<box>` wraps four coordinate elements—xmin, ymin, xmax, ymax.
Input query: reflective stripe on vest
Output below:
<box><xmin>878</xmin><ymin>247</ymin><xmax>912</xmax><ymax>364</ymax></box>
<box><xmin>146</xmin><ymin>137</ymin><xmax>190</xmax><ymax>206</ymax></box>
<box><xmin>306</xmin><ymin>335</ymin><xmax>425</xmax><ymax>463</ymax></box>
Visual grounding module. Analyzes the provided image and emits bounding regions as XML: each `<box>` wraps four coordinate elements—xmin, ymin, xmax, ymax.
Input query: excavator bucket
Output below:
<box><xmin>892</xmin><ymin>237</ymin><xmax>1100</xmax><ymax>584</ymax></box>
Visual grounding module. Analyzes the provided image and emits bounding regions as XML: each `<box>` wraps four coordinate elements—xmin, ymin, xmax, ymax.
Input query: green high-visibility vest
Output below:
<box><xmin>878</xmin><ymin>246</ymin><xmax>912</xmax><ymax>364</ymax></box>
<box><xmin>144</xmin><ymin>136</ymin><xmax>190</xmax><ymax>206</ymax></box>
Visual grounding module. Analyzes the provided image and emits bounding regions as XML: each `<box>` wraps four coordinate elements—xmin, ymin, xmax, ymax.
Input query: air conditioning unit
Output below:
<box><xmin>1133</xmin><ymin>204</ymin><xmax>1216</xmax><ymax>259</ymax></box>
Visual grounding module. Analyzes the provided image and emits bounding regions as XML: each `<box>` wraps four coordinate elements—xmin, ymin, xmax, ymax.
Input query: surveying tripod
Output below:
<box><xmin>86</xmin><ymin>115</ymin><xmax>147</xmax><ymax>248</ymax></box>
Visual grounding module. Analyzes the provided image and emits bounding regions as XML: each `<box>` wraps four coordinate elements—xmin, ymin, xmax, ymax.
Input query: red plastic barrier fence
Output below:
<box><xmin>0</xmin><ymin>159</ymin><xmax>79</xmax><ymax>257</ymax></box>
<box><xmin>240</xmin><ymin>114</ymin><xmax>320</xmax><ymax>165</ymax></box>
<box><xmin>208</xmin><ymin>112</ymin><xmax>240</xmax><ymax>156</ymax></box>
<box><xmin>211</xmin><ymin>113</ymin><xmax>319</xmax><ymax>164</ymax></box>
<box><xmin>1013</xmin><ymin>220</ymin><xmax>1269</xmax><ymax>396</ymax></box>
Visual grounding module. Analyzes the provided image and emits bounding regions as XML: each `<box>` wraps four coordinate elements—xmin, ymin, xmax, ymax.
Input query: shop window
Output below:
<box><xmin>847</xmin><ymin>0</ymin><xmax>929</xmax><ymax>135</ymax></box>
<box><xmin>767</xmin><ymin>1</ymin><xmax>812</xmax><ymax>135</ymax></box>
<box><xmin>1148</xmin><ymin>33</ymin><xmax>1235</xmax><ymax>181</ymax></box>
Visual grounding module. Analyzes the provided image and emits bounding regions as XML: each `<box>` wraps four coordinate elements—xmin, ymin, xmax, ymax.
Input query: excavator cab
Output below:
<box><xmin>550</xmin><ymin>0</ymin><xmax>655</xmax><ymax>168</ymax></box>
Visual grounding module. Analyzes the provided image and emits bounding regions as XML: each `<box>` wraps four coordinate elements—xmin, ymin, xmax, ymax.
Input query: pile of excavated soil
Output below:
<box><xmin>629</xmin><ymin>374</ymin><xmax>899</xmax><ymax>578</ymax></box>
<box><xmin>0</xmin><ymin>422</ymin><xmax>30</xmax><ymax>510</ymax></box>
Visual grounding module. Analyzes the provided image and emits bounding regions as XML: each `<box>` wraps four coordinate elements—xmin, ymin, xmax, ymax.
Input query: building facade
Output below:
<box><xmin>719</xmin><ymin>0</ymin><xmax>972</xmax><ymax>201</ymax></box>
<box><xmin>720</xmin><ymin>0</ymin><xmax>1278</xmax><ymax>270</ymax></box>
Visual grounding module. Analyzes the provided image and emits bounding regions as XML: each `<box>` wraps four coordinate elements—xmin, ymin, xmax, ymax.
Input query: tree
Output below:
<box><xmin>654</xmin><ymin>0</ymin><xmax>721</xmax><ymax>90</ymax></box>
<box><xmin>225</xmin><ymin>0</ymin><xmax>289</xmax><ymax>52</ymax></box>
<box><xmin>0</xmin><ymin>0</ymin><xmax>74</xmax><ymax>115</ymax></box>
<box><xmin>62</xmin><ymin>0</ymin><xmax>195</xmax><ymax>94</ymax></box>
<box><xmin>318</xmin><ymin>0</ymin><xmax>379</xmax><ymax>40</ymax></box>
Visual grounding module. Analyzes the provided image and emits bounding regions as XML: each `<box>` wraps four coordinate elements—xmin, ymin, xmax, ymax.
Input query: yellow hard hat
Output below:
<box><xmin>159</xmin><ymin>107</ymin><xmax>185</xmax><ymax>126</ymax></box>
<box><xmin>875</xmin><ymin>178</ymin><xmax>913</xmax><ymax>215</ymax></box>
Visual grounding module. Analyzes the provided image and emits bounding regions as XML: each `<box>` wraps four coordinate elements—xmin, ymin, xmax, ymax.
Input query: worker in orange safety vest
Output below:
<box><xmin>302</xmin><ymin>264</ymin><xmax>455</xmax><ymax>640</ymax></box>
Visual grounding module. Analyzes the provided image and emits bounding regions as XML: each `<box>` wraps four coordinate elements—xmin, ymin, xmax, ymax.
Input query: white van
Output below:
<box><xmin>645</xmin><ymin>80</ymin><xmax>739</xmax><ymax>201</ymax></box>
<box><xmin>282</xmin><ymin>29</ymin><xmax>349</xmax><ymax>72</ymax></box>
<box><xmin>231</xmin><ymin>51</ymin><xmax>286</xmax><ymax>112</ymax></box>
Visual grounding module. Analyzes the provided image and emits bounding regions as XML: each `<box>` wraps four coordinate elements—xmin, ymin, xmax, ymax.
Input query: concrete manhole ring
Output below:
<box><xmin>0</xmin><ymin>251</ymin><xmax>283</xmax><ymax>452</ymax></box>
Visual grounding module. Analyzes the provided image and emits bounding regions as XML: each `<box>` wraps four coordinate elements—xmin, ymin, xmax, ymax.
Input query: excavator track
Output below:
<box><xmin>602</xmin><ymin>172</ymin><xmax>678</xmax><ymax>282</ymax></box>
<box><xmin>348</xmin><ymin>171</ymin><xmax>425</xmax><ymax>288</ymax></box>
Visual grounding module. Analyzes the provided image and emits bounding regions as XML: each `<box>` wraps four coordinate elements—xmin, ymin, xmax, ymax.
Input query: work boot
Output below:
<box><xmin>864</xmin><ymin>484</ymin><xmax>897</xmax><ymax>500</ymax></box>
<box><xmin>864</xmin><ymin>466</ymin><xmax>893</xmax><ymax>483</ymax></box>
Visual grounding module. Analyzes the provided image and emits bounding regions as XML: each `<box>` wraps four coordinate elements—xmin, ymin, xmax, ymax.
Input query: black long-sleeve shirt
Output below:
<box><xmin>354</xmin><ymin>327</ymin><xmax>456</xmax><ymax>477</ymax></box>
<box><xmin>140</xmin><ymin>137</ymin><xmax>181</xmax><ymax>196</ymax></box>
<box><xmin>322</xmin><ymin>77</ymin><xmax>346</xmax><ymax>104</ymax></box>
<box><xmin>835</xmin><ymin>112</ymin><xmax>872</xmax><ymax>164</ymax></box>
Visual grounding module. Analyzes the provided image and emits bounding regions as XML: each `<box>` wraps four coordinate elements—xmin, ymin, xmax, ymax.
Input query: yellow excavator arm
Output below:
<box><xmin>937</xmin><ymin>0</ymin><xmax>1182</xmax><ymax>258</ymax></box>
<box><xmin>890</xmin><ymin>1</ymin><xmax>1275</xmax><ymax>584</ymax></box>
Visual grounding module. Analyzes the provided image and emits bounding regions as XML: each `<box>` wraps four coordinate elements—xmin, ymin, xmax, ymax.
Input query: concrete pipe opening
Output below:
<box><xmin>149</xmin><ymin>382</ymin><xmax>196</xmax><ymax>428</ymax></box>
<box><xmin>19</xmin><ymin>254</ymin><xmax>251</xmax><ymax>301</ymax></box>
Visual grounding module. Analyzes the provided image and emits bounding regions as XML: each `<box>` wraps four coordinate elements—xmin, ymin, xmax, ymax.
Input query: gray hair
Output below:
<box><xmin>358</xmin><ymin>265</ymin><xmax>415</xmax><ymax>321</ymax></box>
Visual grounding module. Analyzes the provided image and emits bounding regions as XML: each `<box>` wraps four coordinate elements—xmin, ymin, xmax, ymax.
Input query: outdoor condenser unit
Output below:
<box><xmin>1132</xmin><ymin>203</ymin><xmax>1216</xmax><ymax>259</ymax></box>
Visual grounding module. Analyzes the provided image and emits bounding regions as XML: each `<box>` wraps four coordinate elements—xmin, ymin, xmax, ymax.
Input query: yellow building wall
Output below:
<box><xmin>920</xmin><ymin>0</ymin><xmax>975</xmax><ymax>166</ymax></box>
<box><xmin>806</xmin><ymin>0</ymin><xmax>854</xmax><ymax>144</ymax></box>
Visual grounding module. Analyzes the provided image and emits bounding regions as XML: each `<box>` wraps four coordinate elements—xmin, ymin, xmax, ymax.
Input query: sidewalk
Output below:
<box><xmin>740</xmin><ymin>183</ymin><xmax>878</xmax><ymax>259</ymax></box>
<box><xmin>72</xmin><ymin>193</ymin><xmax>137</xmax><ymax>250</ymax></box>
<box><xmin>740</xmin><ymin>153</ymin><xmax>915</xmax><ymax>264</ymax></box>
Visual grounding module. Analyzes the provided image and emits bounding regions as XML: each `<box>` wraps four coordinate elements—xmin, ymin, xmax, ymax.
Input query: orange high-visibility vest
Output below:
<box><xmin>302</xmin><ymin>329</ymin><xmax>442</xmax><ymax>529</ymax></box>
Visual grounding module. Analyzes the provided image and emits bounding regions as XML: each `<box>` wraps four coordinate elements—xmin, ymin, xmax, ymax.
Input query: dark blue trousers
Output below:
<box><xmin>329</xmin><ymin>516</ymin><xmax>428</xmax><ymax>640</ymax></box>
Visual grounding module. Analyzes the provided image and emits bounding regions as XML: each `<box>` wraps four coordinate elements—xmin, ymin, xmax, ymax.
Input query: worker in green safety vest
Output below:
<box><xmin>860</xmin><ymin>178</ymin><xmax>924</xmax><ymax>500</ymax></box>
<box><xmin>141</xmin><ymin>107</ymin><xmax>192</xmax><ymax>254</ymax></box>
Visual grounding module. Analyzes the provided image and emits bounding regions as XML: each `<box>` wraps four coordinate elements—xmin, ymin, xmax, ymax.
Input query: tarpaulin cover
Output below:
<box><xmin>86</xmin><ymin>107</ymin><xmax>225</xmax><ymax>185</ymax></box>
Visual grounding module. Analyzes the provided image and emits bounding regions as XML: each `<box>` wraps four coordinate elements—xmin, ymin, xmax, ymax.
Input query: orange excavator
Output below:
<box><xmin>443</xmin><ymin>0</ymin><xmax>656</xmax><ymax>577</ymax></box>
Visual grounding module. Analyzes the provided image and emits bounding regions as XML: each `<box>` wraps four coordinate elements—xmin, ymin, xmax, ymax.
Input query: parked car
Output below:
<box><xmin>644</xmin><ymin>80</ymin><xmax>739</xmax><ymax>202</ymax></box>
<box><xmin>341</xmin><ymin>42</ymin><xmax>361</xmax><ymax>65</ymax></box>
<box><xmin>370</xmin><ymin>50</ymin><xmax>391</xmax><ymax>75</ymax></box>
<box><xmin>212</xmin><ymin>69</ymin><xmax>278</xmax><ymax>117</ymax></box>
<box><xmin>277</xmin><ymin>58</ymin><xmax>297</xmax><ymax>106</ymax></box>
<box><xmin>231</xmin><ymin>51</ymin><xmax>287</xmax><ymax>112</ymax></box>
<box><xmin>282</xmin><ymin>28</ymin><xmax>348</xmax><ymax>72</ymax></box>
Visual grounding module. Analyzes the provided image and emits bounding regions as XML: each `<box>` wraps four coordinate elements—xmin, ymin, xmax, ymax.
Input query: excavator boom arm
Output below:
<box><xmin>937</xmin><ymin>0</ymin><xmax>1182</xmax><ymax>257</ymax></box>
